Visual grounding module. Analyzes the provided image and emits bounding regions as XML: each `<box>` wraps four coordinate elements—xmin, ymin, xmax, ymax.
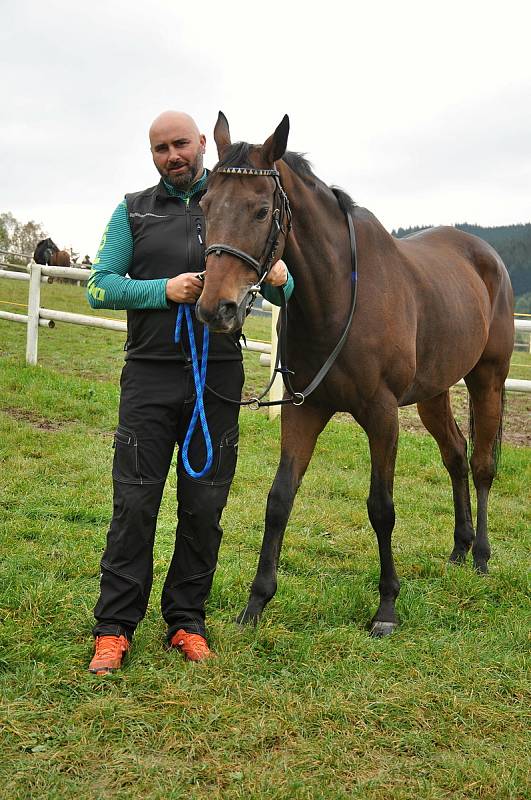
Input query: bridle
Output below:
<box><xmin>204</xmin><ymin>166</ymin><xmax>292</xmax><ymax>297</ymax></box>
<box><xmin>201</xmin><ymin>164</ymin><xmax>358</xmax><ymax>408</ymax></box>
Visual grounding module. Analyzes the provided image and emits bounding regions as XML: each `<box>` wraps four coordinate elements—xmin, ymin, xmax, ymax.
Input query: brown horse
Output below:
<box><xmin>197</xmin><ymin>113</ymin><xmax>514</xmax><ymax>636</ymax></box>
<box><xmin>33</xmin><ymin>238</ymin><xmax>71</xmax><ymax>267</ymax></box>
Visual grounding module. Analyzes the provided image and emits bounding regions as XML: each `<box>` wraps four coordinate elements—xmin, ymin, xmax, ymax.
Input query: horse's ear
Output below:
<box><xmin>262</xmin><ymin>115</ymin><xmax>290</xmax><ymax>165</ymax></box>
<box><xmin>214</xmin><ymin>111</ymin><xmax>231</xmax><ymax>158</ymax></box>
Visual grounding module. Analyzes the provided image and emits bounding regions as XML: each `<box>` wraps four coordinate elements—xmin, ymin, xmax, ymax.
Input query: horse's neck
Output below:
<box><xmin>282</xmin><ymin>170</ymin><xmax>340</xmax><ymax>267</ymax></box>
<box><xmin>282</xmin><ymin>166</ymin><xmax>396</xmax><ymax>298</ymax></box>
<box><xmin>280</xmin><ymin>167</ymin><xmax>357</xmax><ymax>328</ymax></box>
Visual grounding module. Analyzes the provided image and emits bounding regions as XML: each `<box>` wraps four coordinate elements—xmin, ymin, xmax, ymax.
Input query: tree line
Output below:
<box><xmin>393</xmin><ymin>222</ymin><xmax>531</xmax><ymax>312</ymax></box>
<box><xmin>0</xmin><ymin>212</ymin><xmax>48</xmax><ymax>262</ymax></box>
<box><xmin>0</xmin><ymin>212</ymin><xmax>90</xmax><ymax>266</ymax></box>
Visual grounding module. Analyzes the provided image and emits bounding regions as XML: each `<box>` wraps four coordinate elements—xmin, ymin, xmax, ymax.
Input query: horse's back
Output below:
<box><xmin>54</xmin><ymin>250</ymin><xmax>71</xmax><ymax>267</ymax></box>
<box><xmin>398</xmin><ymin>226</ymin><xmax>510</xmax><ymax>299</ymax></box>
<box><xmin>395</xmin><ymin>226</ymin><xmax>512</xmax><ymax>327</ymax></box>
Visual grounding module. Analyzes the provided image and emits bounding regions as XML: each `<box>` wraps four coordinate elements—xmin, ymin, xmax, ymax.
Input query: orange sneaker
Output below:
<box><xmin>88</xmin><ymin>635</ymin><xmax>130</xmax><ymax>675</ymax></box>
<box><xmin>169</xmin><ymin>629</ymin><xmax>215</xmax><ymax>662</ymax></box>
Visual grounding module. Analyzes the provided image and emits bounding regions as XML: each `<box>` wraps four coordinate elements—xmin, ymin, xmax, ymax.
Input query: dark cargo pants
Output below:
<box><xmin>93</xmin><ymin>358</ymin><xmax>243</xmax><ymax>641</ymax></box>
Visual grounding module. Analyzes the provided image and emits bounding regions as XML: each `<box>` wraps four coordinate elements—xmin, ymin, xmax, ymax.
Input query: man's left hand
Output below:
<box><xmin>264</xmin><ymin>259</ymin><xmax>288</xmax><ymax>287</ymax></box>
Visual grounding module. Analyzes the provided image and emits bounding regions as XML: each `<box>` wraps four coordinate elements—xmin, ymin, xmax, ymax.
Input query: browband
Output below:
<box><xmin>216</xmin><ymin>167</ymin><xmax>280</xmax><ymax>177</ymax></box>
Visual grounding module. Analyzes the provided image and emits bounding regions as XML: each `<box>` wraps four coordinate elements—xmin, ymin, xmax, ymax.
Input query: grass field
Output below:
<box><xmin>0</xmin><ymin>279</ymin><xmax>530</xmax><ymax>799</ymax></box>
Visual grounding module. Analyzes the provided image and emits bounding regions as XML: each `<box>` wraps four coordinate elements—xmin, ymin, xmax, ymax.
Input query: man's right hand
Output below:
<box><xmin>166</xmin><ymin>273</ymin><xmax>204</xmax><ymax>303</ymax></box>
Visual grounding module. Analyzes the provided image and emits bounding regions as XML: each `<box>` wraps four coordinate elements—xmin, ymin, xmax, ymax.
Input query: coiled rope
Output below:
<box><xmin>174</xmin><ymin>304</ymin><xmax>213</xmax><ymax>478</ymax></box>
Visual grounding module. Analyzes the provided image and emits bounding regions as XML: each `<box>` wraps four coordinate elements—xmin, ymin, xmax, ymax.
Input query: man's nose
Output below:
<box><xmin>168</xmin><ymin>145</ymin><xmax>182</xmax><ymax>162</ymax></box>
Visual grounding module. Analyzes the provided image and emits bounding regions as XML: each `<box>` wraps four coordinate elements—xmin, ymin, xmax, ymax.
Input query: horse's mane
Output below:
<box><xmin>213</xmin><ymin>143</ymin><xmax>356</xmax><ymax>215</ymax></box>
<box><xmin>36</xmin><ymin>237</ymin><xmax>58</xmax><ymax>251</ymax></box>
<box><xmin>213</xmin><ymin>141</ymin><xmax>255</xmax><ymax>171</ymax></box>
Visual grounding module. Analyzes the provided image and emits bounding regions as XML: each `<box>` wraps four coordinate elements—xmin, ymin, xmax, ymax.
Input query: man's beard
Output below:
<box><xmin>163</xmin><ymin>152</ymin><xmax>203</xmax><ymax>189</ymax></box>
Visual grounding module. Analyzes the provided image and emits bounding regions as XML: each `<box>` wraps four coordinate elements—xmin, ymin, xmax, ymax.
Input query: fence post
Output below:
<box><xmin>26</xmin><ymin>262</ymin><xmax>41</xmax><ymax>365</ymax></box>
<box><xmin>269</xmin><ymin>305</ymin><xmax>283</xmax><ymax>420</ymax></box>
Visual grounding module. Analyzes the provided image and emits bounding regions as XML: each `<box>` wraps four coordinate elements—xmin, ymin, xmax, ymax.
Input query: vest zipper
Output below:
<box><xmin>185</xmin><ymin>198</ymin><xmax>191</xmax><ymax>271</ymax></box>
<box><xmin>196</xmin><ymin>219</ymin><xmax>203</xmax><ymax>245</ymax></box>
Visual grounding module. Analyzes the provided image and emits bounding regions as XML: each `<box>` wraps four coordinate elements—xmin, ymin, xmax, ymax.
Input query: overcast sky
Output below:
<box><xmin>1</xmin><ymin>0</ymin><xmax>530</xmax><ymax>257</ymax></box>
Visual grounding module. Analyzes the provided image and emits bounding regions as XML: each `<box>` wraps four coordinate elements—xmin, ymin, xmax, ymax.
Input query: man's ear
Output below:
<box><xmin>261</xmin><ymin>115</ymin><xmax>290</xmax><ymax>165</ymax></box>
<box><xmin>213</xmin><ymin>111</ymin><xmax>231</xmax><ymax>158</ymax></box>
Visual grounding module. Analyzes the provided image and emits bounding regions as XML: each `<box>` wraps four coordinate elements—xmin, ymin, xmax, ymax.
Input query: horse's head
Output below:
<box><xmin>196</xmin><ymin>112</ymin><xmax>291</xmax><ymax>333</ymax></box>
<box><xmin>33</xmin><ymin>238</ymin><xmax>59</xmax><ymax>265</ymax></box>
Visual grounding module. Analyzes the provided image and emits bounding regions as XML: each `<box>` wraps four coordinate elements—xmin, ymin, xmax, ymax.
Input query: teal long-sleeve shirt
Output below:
<box><xmin>87</xmin><ymin>181</ymin><xmax>294</xmax><ymax>311</ymax></box>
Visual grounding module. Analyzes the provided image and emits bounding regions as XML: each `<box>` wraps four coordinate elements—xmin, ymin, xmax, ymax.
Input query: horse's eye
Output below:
<box><xmin>256</xmin><ymin>207</ymin><xmax>269</xmax><ymax>220</ymax></box>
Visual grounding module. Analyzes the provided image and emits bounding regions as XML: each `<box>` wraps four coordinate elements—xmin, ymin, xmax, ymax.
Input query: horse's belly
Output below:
<box><xmin>398</xmin><ymin>309</ymin><xmax>489</xmax><ymax>405</ymax></box>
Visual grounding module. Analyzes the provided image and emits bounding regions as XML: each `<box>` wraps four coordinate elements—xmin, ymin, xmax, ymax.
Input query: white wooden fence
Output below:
<box><xmin>0</xmin><ymin>261</ymin><xmax>282</xmax><ymax>413</ymax></box>
<box><xmin>0</xmin><ymin>262</ymin><xmax>530</xmax><ymax>417</ymax></box>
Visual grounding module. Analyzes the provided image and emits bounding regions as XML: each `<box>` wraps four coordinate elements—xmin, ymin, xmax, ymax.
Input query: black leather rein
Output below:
<box><xmin>202</xmin><ymin>165</ymin><xmax>358</xmax><ymax>408</ymax></box>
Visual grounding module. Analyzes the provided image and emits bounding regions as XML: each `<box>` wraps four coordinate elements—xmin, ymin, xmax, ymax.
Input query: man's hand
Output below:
<box><xmin>166</xmin><ymin>273</ymin><xmax>204</xmax><ymax>303</ymax></box>
<box><xmin>264</xmin><ymin>259</ymin><xmax>288</xmax><ymax>287</ymax></box>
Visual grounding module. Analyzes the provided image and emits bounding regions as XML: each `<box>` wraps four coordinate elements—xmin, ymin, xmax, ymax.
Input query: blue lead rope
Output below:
<box><xmin>175</xmin><ymin>304</ymin><xmax>213</xmax><ymax>478</ymax></box>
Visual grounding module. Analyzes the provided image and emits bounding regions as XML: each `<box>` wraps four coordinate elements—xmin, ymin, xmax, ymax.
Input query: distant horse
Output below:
<box><xmin>33</xmin><ymin>238</ymin><xmax>71</xmax><ymax>267</ymax></box>
<box><xmin>196</xmin><ymin>113</ymin><xmax>514</xmax><ymax>637</ymax></box>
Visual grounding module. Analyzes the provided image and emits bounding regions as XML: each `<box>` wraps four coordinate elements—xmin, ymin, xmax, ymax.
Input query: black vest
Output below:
<box><xmin>124</xmin><ymin>179</ymin><xmax>242</xmax><ymax>361</ymax></box>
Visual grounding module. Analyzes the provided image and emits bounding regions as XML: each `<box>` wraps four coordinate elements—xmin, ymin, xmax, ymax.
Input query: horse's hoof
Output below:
<box><xmin>473</xmin><ymin>560</ymin><xmax>489</xmax><ymax>575</ymax></box>
<box><xmin>448</xmin><ymin>550</ymin><xmax>467</xmax><ymax>565</ymax></box>
<box><xmin>235</xmin><ymin>606</ymin><xmax>260</xmax><ymax>627</ymax></box>
<box><xmin>369</xmin><ymin>621</ymin><xmax>398</xmax><ymax>638</ymax></box>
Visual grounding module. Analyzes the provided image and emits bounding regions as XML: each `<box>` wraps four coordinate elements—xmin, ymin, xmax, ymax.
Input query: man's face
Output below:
<box><xmin>150</xmin><ymin>121</ymin><xmax>206</xmax><ymax>189</ymax></box>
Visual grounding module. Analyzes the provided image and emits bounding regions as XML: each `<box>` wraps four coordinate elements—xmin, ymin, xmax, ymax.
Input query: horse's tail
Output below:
<box><xmin>468</xmin><ymin>387</ymin><xmax>505</xmax><ymax>475</ymax></box>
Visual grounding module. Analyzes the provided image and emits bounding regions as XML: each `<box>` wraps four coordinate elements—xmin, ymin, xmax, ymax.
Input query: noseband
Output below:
<box><xmin>204</xmin><ymin>166</ymin><xmax>292</xmax><ymax>289</ymax></box>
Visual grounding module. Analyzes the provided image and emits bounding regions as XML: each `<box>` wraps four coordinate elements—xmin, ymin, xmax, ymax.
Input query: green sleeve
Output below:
<box><xmin>86</xmin><ymin>200</ymin><xmax>169</xmax><ymax>310</ymax></box>
<box><xmin>260</xmin><ymin>270</ymin><xmax>294</xmax><ymax>306</ymax></box>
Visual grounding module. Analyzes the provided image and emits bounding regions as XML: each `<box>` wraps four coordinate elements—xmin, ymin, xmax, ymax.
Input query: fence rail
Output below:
<box><xmin>0</xmin><ymin>262</ymin><xmax>277</xmax><ymax>396</ymax></box>
<box><xmin>0</xmin><ymin>248</ymin><xmax>33</xmax><ymax>261</ymax></box>
<box><xmin>0</xmin><ymin>262</ymin><xmax>530</xmax><ymax>410</ymax></box>
<box><xmin>0</xmin><ymin>309</ymin><xmax>54</xmax><ymax>328</ymax></box>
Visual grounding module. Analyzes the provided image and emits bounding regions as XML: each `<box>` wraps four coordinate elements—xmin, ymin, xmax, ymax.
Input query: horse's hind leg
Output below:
<box><xmin>417</xmin><ymin>392</ymin><xmax>475</xmax><ymax>563</ymax></box>
<box><xmin>465</xmin><ymin>360</ymin><xmax>508</xmax><ymax>574</ymax></box>
<box><xmin>237</xmin><ymin>402</ymin><xmax>332</xmax><ymax>626</ymax></box>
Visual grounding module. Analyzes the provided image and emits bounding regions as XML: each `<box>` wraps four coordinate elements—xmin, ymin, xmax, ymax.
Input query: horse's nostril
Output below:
<box><xmin>195</xmin><ymin>301</ymin><xmax>208</xmax><ymax>324</ymax></box>
<box><xmin>195</xmin><ymin>299</ymin><xmax>238</xmax><ymax>331</ymax></box>
<box><xmin>219</xmin><ymin>301</ymin><xmax>238</xmax><ymax>321</ymax></box>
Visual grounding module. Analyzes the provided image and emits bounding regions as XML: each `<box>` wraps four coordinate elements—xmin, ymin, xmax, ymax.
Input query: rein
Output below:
<box><xmin>273</xmin><ymin>210</ymin><xmax>358</xmax><ymax>407</ymax></box>
<box><xmin>203</xmin><ymin>166</ymin><xmax>358</xmax><ymax>408</ymax></box>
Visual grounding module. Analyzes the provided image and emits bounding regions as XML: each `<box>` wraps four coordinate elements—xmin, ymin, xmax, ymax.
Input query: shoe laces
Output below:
<box><xmin>95</xmin><ymin>635</ymin><xmax>127</xmax><ymax>657</ymax></box>
<box><xmin>174</xmin><ymin>631</ymin><xmax>211</xmax><ymax>657</ymax></box>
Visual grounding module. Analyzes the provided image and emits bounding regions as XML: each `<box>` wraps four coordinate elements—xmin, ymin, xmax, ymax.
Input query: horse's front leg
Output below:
<box><xmin>237</xmin><ymin>402</ymin><xmax>332</xmax><ymax>625</ymax></box>
<box><xmin>358</xmin><ymin>400</ymin><xmax>401</xmax><ymax>637</ymax></box>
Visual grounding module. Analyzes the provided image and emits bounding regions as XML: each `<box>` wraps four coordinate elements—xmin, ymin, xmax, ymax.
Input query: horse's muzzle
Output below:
<box><xmin>196</xmin><ymin>298</ymin><xmax>245</xmax><ymax>333</ymax></box>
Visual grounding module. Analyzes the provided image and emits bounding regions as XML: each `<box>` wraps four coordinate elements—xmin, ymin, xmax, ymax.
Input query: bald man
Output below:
<box><xmin>87</xmin><ymin>112</ymin><xmax>294</xmax><ymax>673</ymax></box>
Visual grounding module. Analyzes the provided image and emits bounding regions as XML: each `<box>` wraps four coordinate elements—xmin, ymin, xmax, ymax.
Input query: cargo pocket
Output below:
<box><xmin>112</xmin><ymin>425</ymin><xmax>142</xmax><ymax>484</ymax></box>
<box><xmin>198</xmin><ymin>424</ymin><xmax>239</xmax><ymax>486</ymax></box>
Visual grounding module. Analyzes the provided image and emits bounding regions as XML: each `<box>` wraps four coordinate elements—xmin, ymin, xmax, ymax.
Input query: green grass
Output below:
<box><xmin>0</xmin><ymin>280</ymin><xmax>530</xmax><ymax>799</ymax></box>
